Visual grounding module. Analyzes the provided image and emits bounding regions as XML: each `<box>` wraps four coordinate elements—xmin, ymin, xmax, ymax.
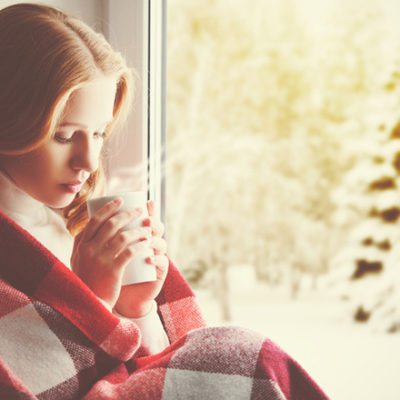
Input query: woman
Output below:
<box><xmin>0</xmin><ymin>3</ymin><xmax>329</xmax><ymax>399</ymax></box>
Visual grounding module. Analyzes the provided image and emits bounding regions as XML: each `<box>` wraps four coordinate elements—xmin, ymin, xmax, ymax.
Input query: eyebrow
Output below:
<box><xmin>58</xmin><ymin>120</ymin><xmax>112</xmax><ymax>129</ymax></box>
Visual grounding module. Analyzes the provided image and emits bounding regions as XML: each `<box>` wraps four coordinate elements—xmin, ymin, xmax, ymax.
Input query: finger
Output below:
<box><xmin>105</xmin><ymin>226</ymin><xmax>152</xmax><ymax>258</ymax></box>
<box><xmin>151</xmin><ymin>218</ymin><xmax>165</xmax><ymax>237</ymax></box>
<box><xmin>94</xmin><ymin>207</ymin><xmax>142</xmax><ymax>247</ymax></box>
<box><xmin>142</xmin><ymin>217</ymin><xmax>165</xmax><ymax>237</ymax></box>
<box><xmin>73</xmin><ymin>228</ymin><xmax>85</xmax><ymax>245</ymax></box>
<box><xmin>113</xmin><ymin>240</ymin><xmax>150</xmax><ymax>263</ymax></box>
<box><xmin>83</xmin><ymin>198</ymin><xmax>123</xmax><ymax>241</ymax></box>
<box><xmin>146</xmin><ymin>254</ymin><xmax>169</xmax><ymax>276</ymax></box>
<box><xmin>147</xmin><ymin>200</ymin><xmax>155</xmax><ymax>217</ymax></box>
<box><xmin>149</xmin><ymin>236</ymin><xmax>167</xmax><ymax>254</ymax></box>
<box><xmin>111</xmin><ymin>245</ymin><xmax>135</xmax><ymax>272</ymax></box>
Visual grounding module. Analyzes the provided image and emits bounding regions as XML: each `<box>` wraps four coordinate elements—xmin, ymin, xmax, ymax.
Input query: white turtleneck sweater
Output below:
<box><xmin>0</xmin><ymin>170</ymin><xmax>169</xmax><ymax>354</ymax></box>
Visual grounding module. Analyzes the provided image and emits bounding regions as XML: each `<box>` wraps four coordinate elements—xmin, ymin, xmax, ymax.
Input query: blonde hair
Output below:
<box><xmin>0</xmin><ymin>3</ymin><xmax>133</xmax><ymax>235</ymax></box>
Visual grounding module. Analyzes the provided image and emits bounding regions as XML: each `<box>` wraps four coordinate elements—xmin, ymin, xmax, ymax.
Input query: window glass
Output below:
<box><xmin>167</xmin><ymin>1</ymin><xmax>400</xmax><ymax>398</ymax></box>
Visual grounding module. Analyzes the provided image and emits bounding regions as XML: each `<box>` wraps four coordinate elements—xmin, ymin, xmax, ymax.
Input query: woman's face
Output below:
<box><xmin>0</xmin><ymin>77</ymin><xmax>117</xmax><ymax>209</ymax></box>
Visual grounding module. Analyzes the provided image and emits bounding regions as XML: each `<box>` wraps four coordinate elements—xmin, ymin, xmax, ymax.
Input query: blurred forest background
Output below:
<box><xmin>166</xmin><ymin>0</ymin><xmax>400</xmax><ymax>334</ymax></box>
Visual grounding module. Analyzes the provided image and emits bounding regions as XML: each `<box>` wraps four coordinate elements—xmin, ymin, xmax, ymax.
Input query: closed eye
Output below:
<box><xmin>93</xmin><ymin>132</ymin><xmax>106</xmax><ymax>139</ymax></box>
<box><xmin>54</xmin><ymin>131</ymin><xmax>106</xmax><ymax>144</ymax></box>
<box><xmin>54</xmin><ymin>134</ymin><xmax>73</xmax><ymax>144</ymax></box>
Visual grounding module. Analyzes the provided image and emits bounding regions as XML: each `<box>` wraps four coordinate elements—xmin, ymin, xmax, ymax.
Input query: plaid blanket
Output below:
<box><xmin>0</xmin><ymin>210</ymin><xmax>329</xmax><ymax>399</ymax></box>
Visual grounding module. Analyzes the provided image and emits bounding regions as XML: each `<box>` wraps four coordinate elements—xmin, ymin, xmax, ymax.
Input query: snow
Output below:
<box><xmin>194</xmin><ymin>270</ymin><xmax>400</xmax><ymax>400</ymax></box>
<box><xmin>166</xmin><ymin>1</ymin><xmax>400</xmax><ymax>398</ymax></box>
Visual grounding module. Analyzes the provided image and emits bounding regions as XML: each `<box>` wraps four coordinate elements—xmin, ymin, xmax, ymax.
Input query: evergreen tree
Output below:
<box><xmin>332</xmin><ymin>69</ymin><xmax>400</xmax><ymax>333</ymax></box>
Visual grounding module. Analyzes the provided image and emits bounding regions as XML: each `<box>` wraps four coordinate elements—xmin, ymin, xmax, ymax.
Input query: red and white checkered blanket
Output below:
<box><xmin>0</xmin><ymin>210</ymin><xmax>329</xmax><ymax>399</ymax></box>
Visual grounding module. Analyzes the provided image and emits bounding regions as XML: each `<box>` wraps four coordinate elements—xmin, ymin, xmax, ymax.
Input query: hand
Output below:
<box><xmin>71</xmin><ymin>198</ymin><xmax>152</xmax><ymax>309</ymax></box>
<box><xmin>115</xmin><ymin>200</ymin><xmax>169</xmax><ymax>318</ymax></box>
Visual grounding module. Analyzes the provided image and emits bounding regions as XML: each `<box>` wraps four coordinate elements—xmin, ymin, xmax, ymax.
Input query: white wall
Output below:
<box><xmin>0</xmin><ymin>0</ymin><xmax>103</xmax><ymax>27</ymax></box>
<box><xmin>103</xmin><ymin>0</ymin><xmax>148</xmax><ymax>191</ymax></box>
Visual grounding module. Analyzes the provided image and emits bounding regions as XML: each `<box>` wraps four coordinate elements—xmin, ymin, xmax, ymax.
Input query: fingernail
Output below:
<box><xmin>145</xmin><ymin>256</ymin><xmax>152</xmax><ymax>264</ymax></box>
<box><xmin>142</xmin><ymin>218</ymin><xmax>151</xmax><ymax>227</ymax></box>
<box><xmin>113</xmin><ymin>198</ymin><xmax>122</xmax><ymax>206</ymax></box>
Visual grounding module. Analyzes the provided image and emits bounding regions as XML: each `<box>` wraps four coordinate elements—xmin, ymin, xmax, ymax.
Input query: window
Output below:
<box><xmin>166</xmin><ymin>1</ymin><xmax>400</xmax><ymax>399</ymax></box>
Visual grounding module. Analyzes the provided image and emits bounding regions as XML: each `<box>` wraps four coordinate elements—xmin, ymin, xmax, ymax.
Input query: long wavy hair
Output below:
<box><xmin>0</xmin><ymin>3</ymin><xmax>133</xmax><ymax>236</ymax></box>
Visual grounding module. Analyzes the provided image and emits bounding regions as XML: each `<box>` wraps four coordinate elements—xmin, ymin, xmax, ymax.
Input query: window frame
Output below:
<box><xmin>146</xmin><ymin>0</ymin><xmax>167</xmax><ymax>224</ymax></box>
<box><xmin>104</xmin><ymin>0</ymin><xmax>167</xmax><ymax>223</ymax></box>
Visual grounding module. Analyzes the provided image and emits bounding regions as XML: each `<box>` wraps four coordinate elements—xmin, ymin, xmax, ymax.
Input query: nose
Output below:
<box><xmin>70</xmin><ymin>136</ymin><xmax>101</xmax><ymax>174</ymax></box>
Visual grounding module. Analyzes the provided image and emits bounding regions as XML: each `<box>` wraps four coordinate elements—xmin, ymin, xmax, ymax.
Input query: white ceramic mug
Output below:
<box><xmin>87</xmin><ymin>192</ymin><xmax>156</xmax><ymax>285</ymax></box>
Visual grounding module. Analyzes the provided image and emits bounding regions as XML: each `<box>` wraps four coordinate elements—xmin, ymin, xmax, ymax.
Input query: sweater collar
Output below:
<box><xmin>0</xmin><ymin>169</ymin><xmax>51</xmax><ymax>227</ymax></box>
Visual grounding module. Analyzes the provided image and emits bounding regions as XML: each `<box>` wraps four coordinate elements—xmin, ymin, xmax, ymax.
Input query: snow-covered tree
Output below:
<box><xmin>331</xmin><ymin>67</ymin><xmax>400</xmax><ymax>333</ymax></box>
<box><xmin>166</xmin><ymin>0</ymin><xmax>395</xmax><ymax>319</ymax></box>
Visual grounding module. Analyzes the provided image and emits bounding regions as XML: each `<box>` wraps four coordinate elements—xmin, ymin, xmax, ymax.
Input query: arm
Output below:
<box><xmin>114</xmin><ymin>301</ymin><xmax>169</xmax><ymax>354</ymax></box>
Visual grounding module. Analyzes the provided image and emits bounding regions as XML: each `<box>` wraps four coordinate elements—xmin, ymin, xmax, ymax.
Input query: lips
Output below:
<box><xmin>60</xmin><ymin>181</ymin><xmax>84</xmax><ymax>194</ymax></box>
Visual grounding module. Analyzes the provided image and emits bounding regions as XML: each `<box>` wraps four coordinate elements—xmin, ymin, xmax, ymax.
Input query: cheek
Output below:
<box><xmin>14</xmin><ymin>157</ymin><xmax>47</xmax><ymax>185</ymax></box>
<box><xmin>19</xmin><ymin>147</ymin><xmax>65</xmax><ymax>181</ymax></box>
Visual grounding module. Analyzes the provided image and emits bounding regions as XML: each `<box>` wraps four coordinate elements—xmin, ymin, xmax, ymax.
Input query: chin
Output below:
<box><xmin>47</xmin><ymin>194</ymin><xmax>77</xmax><ymax>210</ymax></box>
